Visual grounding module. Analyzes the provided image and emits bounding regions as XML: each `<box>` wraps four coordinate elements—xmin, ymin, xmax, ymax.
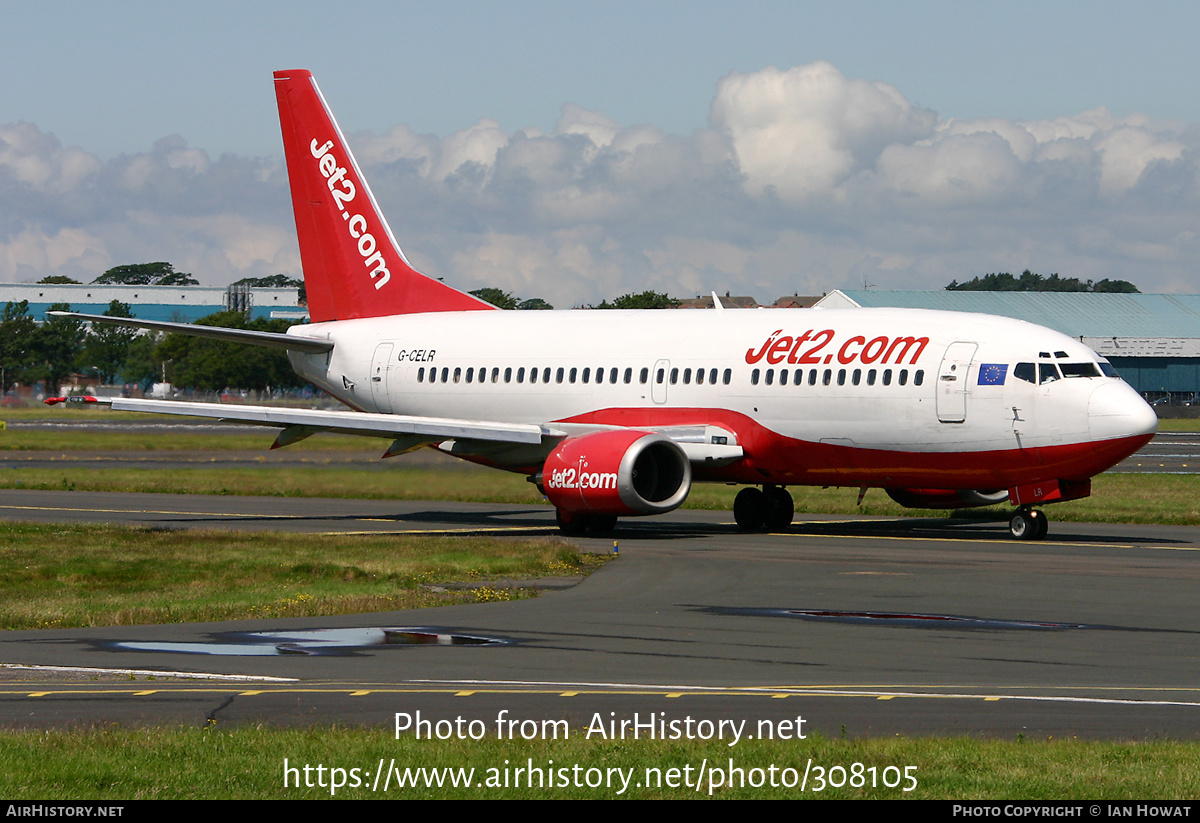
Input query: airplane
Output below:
<box><xmin>47</xmin><ymin>69</ymin><xmax>1159</xmax><ymax>541</ymax></box>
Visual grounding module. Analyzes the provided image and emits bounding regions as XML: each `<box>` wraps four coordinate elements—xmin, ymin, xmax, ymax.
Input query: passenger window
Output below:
<box><xmin>669</xmin><ymin>368</ymin><xmax>677</xmax><ymax>384</ymax></box>
<box><xmin>837</xmin><ymin>369</ymin><xmax>846</xmax><ymax>386</ymax></box>
<box><xmin>899</xmin><ymin>369</ymin><xmax>908</xmax><ymax>386</ymax></box>
<box><xmin>517</xmin><ymin>367</ymin><xmax>525</xmax><ymax>383</ymax></box>
<box><xmin>808</xmin><ymin>369</ymin><xmax>817</xmax><ymax>386</ymax></box>
<box><xmin>696</xmin><ymin>368</ymin><xmax>704</xmax><ymax>385</ymax></box>
<box><xmin>867</xmin><ymin>369</ymin><xmax>876</xmax><ymax>386</ymax></box>
<box><xmin>466</xmin><ymin>367</ymin><xmax>473</xmax><ymax>383</ymax></box>
<box><xmin>852</xmin><ymin>368</ymin><xmax>861</xmax><ymax>386</ymax></box>
<box><xmin>441</xmin><ymin>367</ymin><xmax>449</xmax><ymax>383</ymax></box>
<box><xmin>683</xmin><ymin>368</ymin><xmax>691</xmax><ymax>384</ymax></box>
<box><xmin>504</xmin><ymin>367</ymin><xmax>512</xmax><ymax>383</ymax></box>
<box><xmin>556</xmin><ymin>368</ymin><xmax>565</xmax><ymax>384</ymax></box>
<box><xmin>491</xmin><ymin>367</ymin><xmax>500</xmax><ymax>383</ymax></box>
<box><xmin>656</xmin><ymin>368</ymin><xmax>665</xmax><ymax>384</ymax></box>
<box><xmin>722</xmin><ymin>369</ymin><xmax>731</xmax><ymax>385</ymax></box>
<box><xmin>529</xmin><ymin>367</ymin><xmax>538</xmax><ymax>384</ymax></box>
<box><xmin>778</xmin><ymin>368</ymin><xmax>788</xmax><ymax>386</ymax></box>
<box><xmin>765</xmin><ymin>369</ymin><xmax>774</xmax><ymax>386</ymax></box>
<box><xmin>883</xmin><ymin>369</ymin><xmax>892</xmax><ymax>386</ymax></box>
<box><xmin>822</xmin><ymin>369</ymin><xmax>832</xmax><ymax>386</ymax></box>
<box><xmin>914</xmin><ymin>370</ymin><xmax>924</xmax><ymax>386</ymax></box>
<box><xmin>569</xmin><ymin>368</ymin><xmax>577</xmax><ymax>383</ymax></box>
<box><xmin>710</xmin><ymin>369</ymin><xmax>719</xmax><ymax>385</ymax></box>
<box><xmin>640</xmin><ymin>368</ymin><xmax>649</xmax><ymax>384</ymax></box>
<box><xmin>582</xmin><ymin>367</ymin><xmax>590</xmax><ymax>383</ymax></box>
<box><xmin>418</xmin><ymin>367</ymin><xmax>425</xmax><ymax>382</ymax></box>
<box><xmin>611</xmin><ymin>368</ymin><xmax>620</xmax><ymax>384</ymax></box>
<box><xmin>751</xmin><ymin>369</ymin><xmax>760</xmax><ymax>385</ymax></box>
<box><xmin>625</xmin><ymin>368</ymin><xmax>634</xmax><ymax>384</ymax></box>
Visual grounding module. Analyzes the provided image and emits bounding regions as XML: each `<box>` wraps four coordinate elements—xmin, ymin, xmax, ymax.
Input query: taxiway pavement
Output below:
<box><xmin>0</xmin><ymin>489</ymin><xmax>1197</xmax><ymax>739</ymax></box>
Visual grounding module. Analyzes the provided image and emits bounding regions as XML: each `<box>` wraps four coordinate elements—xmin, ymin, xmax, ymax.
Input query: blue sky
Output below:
<box><xmin>1</xmin><ymin>1</ymin><xmax>1197</xmax><ymax>301</ymax></box>
<box><xmin>5</xmin><ymin>1</ymin><xmax>1197</xmax><ymax>157</ymax></box>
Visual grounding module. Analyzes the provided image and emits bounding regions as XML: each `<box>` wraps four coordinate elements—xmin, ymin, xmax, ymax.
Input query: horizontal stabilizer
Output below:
<box><xmin>46</xmin><ymin>312</ymin><xmax>334</xmax><ymax>353</ymax></box>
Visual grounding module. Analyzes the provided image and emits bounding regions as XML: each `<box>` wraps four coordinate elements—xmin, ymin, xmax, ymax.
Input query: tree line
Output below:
<box><xmin>946</xmin><ymin>270</ymin><xmax>1140</xmax><ymax>292</ymax></box>
<box><xmin>0</xmin><ymin>300</ymin><xmax>303</xmax><ymax>395</ymax></box>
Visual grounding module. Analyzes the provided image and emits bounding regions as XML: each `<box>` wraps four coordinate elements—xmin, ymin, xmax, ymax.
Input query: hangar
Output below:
<box><xmin>0</xmin><ymin>282</ymin><xmax>305</xmax><ymax>323</ymax></box>
<box><xmin>815</xmin><ymin>290</ymin><xmax>1200</xmax><ymax>403</ymax></box>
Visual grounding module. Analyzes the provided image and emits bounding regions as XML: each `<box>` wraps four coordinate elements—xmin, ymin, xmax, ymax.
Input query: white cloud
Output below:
<box><xmin>710</xmin><ymin>62</ymin><xmax>937</xmax><ymax>200</ymax></box>
<box><xmin>1</xmin><ymin>61</ymin><xmax>1198</xmax><ymax>301</ymax></box>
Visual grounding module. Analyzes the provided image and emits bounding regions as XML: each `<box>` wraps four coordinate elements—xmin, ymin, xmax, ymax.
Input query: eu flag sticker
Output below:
<box><xmin>978</xmin><ymin>363</ymin><xmax>1008</xmax><ymax>385</ymax></box>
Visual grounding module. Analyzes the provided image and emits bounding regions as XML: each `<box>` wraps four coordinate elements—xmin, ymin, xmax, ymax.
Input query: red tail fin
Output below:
<box><xmin>273</xmin><ymin>70</ymin><xmax>494</xmax><ymax>321</ymax></box>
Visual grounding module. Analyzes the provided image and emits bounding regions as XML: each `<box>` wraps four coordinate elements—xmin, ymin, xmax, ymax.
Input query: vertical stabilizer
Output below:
<box><xmin>273</xmin><ymin>70</ymin><xmax>494</xmax><ymax>321</ymax></box>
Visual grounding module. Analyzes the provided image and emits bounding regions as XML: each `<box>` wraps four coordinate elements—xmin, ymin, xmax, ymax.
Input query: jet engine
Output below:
<box><xmin>541</xmin><ymin>430</ymin><xmax>691</xmax><ymax>516</ymax></box>
<box><xmin>884</xmin><ymin>488</ymin><xmax>1010</xmax><ymax>509</ymax></box>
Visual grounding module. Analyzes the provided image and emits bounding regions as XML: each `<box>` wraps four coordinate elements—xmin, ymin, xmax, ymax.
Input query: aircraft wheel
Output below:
<box><xmin>734</xmin><ymin>487</ymin><xmax>767</xmax><ymax>531</ymax></box>
<box><xmin>1032</xmin><ymin>509</ymin><xmax>1049</xmax><ymax>540</ymax></box>
<box><xmin>556</xmin><ymin>509</ymin><xmax>588</xmax><ymax>536</ymax></box>
<box><xmin>1008</xmin><ymin>509</ymin><xmax>1044</xmax><ymax>541</ymax></box>
<box><xmin>764</xmin><ymin>486</ymin><xmax>795</xmax><ymax>531</ymax></box>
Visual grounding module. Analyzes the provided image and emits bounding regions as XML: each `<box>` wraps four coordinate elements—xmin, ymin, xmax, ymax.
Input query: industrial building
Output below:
<box><xmin>0</xmin><ymin>282</ymin><xmax>305</xmax><ymax>323</ymax></box>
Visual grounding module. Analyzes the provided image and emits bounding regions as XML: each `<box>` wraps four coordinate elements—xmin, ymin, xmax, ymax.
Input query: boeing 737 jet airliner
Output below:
<box><xmin>50</xmin><ymin>70</ymin><xmax>1159</xmax><ymax>540</ymax></box>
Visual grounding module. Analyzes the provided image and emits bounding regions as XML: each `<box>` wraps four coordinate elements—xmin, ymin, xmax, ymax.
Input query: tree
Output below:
<box><xmin>469</xmin><ymin>288</ymin><xmax>519</xmax><ymax>310</ymax></box>
<box><xmin>517</xmin><ymin>298</ymin><xmax>554</xmax><ymax>310</ymax></box>
<box><xmin>155</xmin><ymin>311</ymin><xmax>303</xmax><ymax>391</ymax></box>
<box><xmin>83</xmin><ymin>301</ymin><xmax>138</xmax><ymax>384</ymax></box>
<box><xmin>37</xmin><ymin>275</ymin><xmax>81</xmax><ymax>284</ymax></box>
<box><xmin>231</xmin><ymin>274</ymin><xmax>303</xmax><ymax>288</ymax></box>
<box><xmin>0</xmin><ymin>301</ymin><xmax>36</xmax><ymax>392</ymax></box>
<box><xmin>30</xmin><ymin>304</ymin><xmax>85</xmax><ymax>393</ymax></box>
<box><xmin>946</xmin><ymin>270</ymin><xmax>1140</xmax><ymax>293</ymax></box>
<box><xmin>592</xmin><ymin>291</ymin><xmax>680</xmax><ymax>309</ymax></box>
<box><xmin>92</xmin><ymin>262</ymin><xmax>199</xmax><ymax>286</ymax></box>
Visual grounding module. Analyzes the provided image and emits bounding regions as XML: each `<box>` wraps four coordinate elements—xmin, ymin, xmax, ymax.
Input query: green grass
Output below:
<box><xmin>0</xmin><ymin>728</ymin><xmax>1197</xmax><ymax>799</ymax></box>
<box><xmin>0</xmin><ymin>522</ymin><xmax>604</xmax><ymax>629</ymax></box>
<box><xmin>2</xmin><ymin>466</ymin><xmax>1195</xmax><ymax>525</ymax></box>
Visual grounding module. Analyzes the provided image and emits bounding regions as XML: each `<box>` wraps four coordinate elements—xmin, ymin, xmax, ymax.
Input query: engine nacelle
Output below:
<box><xmin>542</xmin><ymin>430</ymin><xmax>691</xmax><ymax>516</ymax></box>
<box><xmin>885</xmin><ymin>488</ymin><xmax>1010</xmax><ymax>510</ymax></box>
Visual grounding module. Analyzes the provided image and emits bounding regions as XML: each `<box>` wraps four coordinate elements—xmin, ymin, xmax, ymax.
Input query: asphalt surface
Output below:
<box><xmin>0</xmin><ymin>490</ymin><xmax>1197</xmax><ymax>739</ymax></box>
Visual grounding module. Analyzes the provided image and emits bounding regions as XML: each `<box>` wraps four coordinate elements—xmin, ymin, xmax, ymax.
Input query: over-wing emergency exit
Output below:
<box><xmin>49</xmin><ymin>70</ymin><xmax>1158</xmax><ymax>540</ymax></box>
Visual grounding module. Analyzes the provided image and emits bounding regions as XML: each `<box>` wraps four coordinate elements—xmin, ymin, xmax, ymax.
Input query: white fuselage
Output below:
<box><xmin>286</xmin><ymin>306</ymin><xmax>1156</xmax><ymax>491</ymax></box>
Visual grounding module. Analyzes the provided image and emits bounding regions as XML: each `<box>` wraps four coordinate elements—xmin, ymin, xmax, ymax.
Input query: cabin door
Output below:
<box><xmin>371</xmin><ymin>343</ymin><xmax>394</xmax><ymax>414</ymax></box>
<box><xmin>936</xmin><ymin>342</ymin><xmax>977</xmax><ymax>423</ymax></box>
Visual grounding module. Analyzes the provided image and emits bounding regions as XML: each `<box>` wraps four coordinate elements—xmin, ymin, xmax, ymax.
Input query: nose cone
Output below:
<box><xmin>1089</xmin><ymin>382</ymin><xmax>1158</xmax><ymax>441</ymax></box>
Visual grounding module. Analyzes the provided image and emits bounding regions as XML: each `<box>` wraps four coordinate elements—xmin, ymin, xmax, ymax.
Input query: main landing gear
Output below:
<box><xmin>1008</xmin><ymin>507</ymin><xmax>1049</xmax><ymax>541</ymax></box>
<box><xmin>555</xmin><ymin>510</ymin><xmax>618</xmax><ymax>536</ymax></box>
<box><xmin>733</xmin><ymin>485</ymin><xmax>795</xmax><ymax>531</ymax></box>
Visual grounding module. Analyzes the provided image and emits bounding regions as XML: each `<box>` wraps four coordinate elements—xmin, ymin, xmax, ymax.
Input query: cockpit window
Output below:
<box><xmin>1060</xmin><ymin>362</ymin><xmax>1101</xmax><ymax>378</ymax></box>
<box><xmin>1039</xmin><ymin>363</ymin><xmax>1061</xmax><ymax>384</ymax></box>
<box><xmin>1014</xmin><ymin>362</ymin><xmax>1036</xmax><ymax>384</ymax></box>
<box><xmin>1099</xmin><ymin>360</ymin><xmax>1119</xmax><ymax>378</ymax></box>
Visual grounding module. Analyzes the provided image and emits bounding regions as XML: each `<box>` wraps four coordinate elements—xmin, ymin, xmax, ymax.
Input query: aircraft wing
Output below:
<box><xmin>47</xmin><ymin>397</ymin><xmax>741</xmax><ymax>463</ymax></box>
<box><xmin>51</xmin><ymin>396</ymin><xmax>551</xmax><ymax>450</ymax></box>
